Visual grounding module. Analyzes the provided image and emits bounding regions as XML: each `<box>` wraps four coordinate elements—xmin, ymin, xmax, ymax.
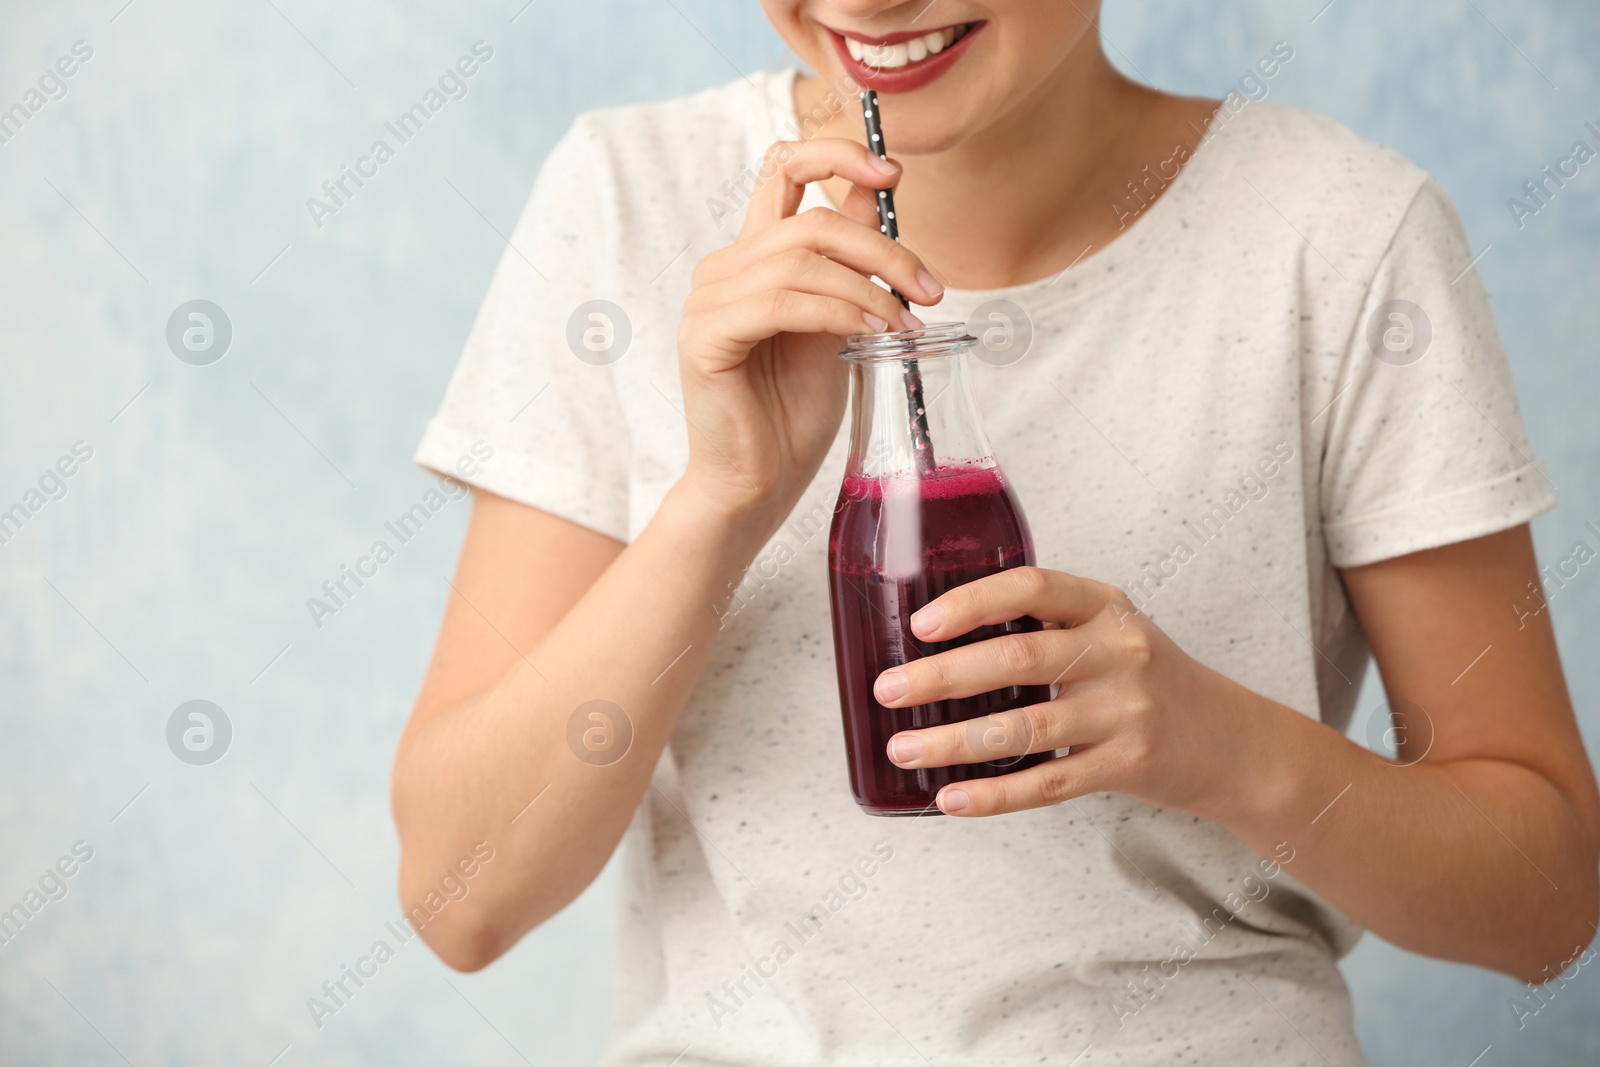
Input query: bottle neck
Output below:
<box><xmin>844</xmin><ymin>347</ymin><xmax>997</xmax><ymax>480</ymax></box>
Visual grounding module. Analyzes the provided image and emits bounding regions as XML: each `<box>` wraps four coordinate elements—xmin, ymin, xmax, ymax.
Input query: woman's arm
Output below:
<box><xmin>390</xmin><ymin>485</ymin><xmax>767</xmax><ymax>971</ymax></box>
<box><xmin>391</xmin><ymin>136</ymin><xmax>943</xmax><ymax>971</ymax></box>
<box><xmin>1233</xmin><ymin>524</ymin><xmax>1600</xmax><ymax>979</ymax></box>
<box><xmin>876</xmin><ymin>524</ymin><xmax>1600</xmax><ymax>982</ymax></box>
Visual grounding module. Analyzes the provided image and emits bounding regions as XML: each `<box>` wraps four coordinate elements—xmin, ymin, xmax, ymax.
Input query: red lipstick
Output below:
<box><xmin>826</xmin><ymin>21</ymin><xmax>986</xmax><ymax>94</ymax></box>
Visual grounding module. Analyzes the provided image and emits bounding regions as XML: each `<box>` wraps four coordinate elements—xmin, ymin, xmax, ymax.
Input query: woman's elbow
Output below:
<box><xmin>416</xmin><ymin>908</ymin><xmax>507</xmax><ymax>973</ymax></box>
<box><xmin>1512</xmin><ymin>861</ymin><xmax>1599</xmax><ymax>985</ymax></box>
<box><xmin>396</xmin><ymin>856</ymin><xmax>511</xmax><ymax>973</ymax></box>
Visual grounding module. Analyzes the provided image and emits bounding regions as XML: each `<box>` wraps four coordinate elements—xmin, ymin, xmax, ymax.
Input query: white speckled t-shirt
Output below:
<box><xmin>415</xmin><ymin>68</ymin><xmax>1555</xmax><ymax>1067</ymax></box>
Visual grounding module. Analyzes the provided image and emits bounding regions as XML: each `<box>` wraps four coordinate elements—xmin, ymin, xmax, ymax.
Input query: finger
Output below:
<box><xmin>739</xmin><ymin>138</ymin><xmax>901</xmax><ymax>237</ymax></box>
<box><xmin>874</xmin><ymin>627</ymin><xmax>1101</xmax><ymax>707</ymax></box>
<box><xmin>886</xmin><ymin>693</ymin><xmax>1114</xmax><ymax>769</ymax></box>
<box><xmin>934</xmin><ymin>750</ymin><xmax>1106</xmax><ymax>817</ymax></box>
<box><xmin>704</xmin><ymin>208</ymin><xmax>943</xmax><ymax>307</ymax></box>
<box><xmin>689</xmin><ymin>249</ymin><xmax>923</xmax><ymax>335</ymax></box>
<box><xmin>833</xmin><ymin>180</ymin><xmax>895</xmax><ymax>230</ymax></box>
<box><xmin>693</xmin><ymin>289</ymin><xmax>889</xmax><ymax>353</ymax></box>
<box><xmin>909</xmin><ymin>567</ymin><xmax>1114</xmax><ymax>642</ymax></box>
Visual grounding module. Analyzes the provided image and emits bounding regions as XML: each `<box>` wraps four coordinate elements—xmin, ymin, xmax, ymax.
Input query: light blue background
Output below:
<box><xmin>1</xmin><ymin>1</ymin><xmax>1596</xmax><ymax>1064</ymax></box>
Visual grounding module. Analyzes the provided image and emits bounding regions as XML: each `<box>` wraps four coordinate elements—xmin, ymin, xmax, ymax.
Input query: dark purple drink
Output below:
<box><xmin>828</xmin><ymin>463</ymin><xmax>1053</xmax><ymax>815</ymax></box>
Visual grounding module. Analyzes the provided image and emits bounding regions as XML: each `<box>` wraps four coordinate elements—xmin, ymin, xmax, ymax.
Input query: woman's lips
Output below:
<box><xmin>827</xmin><ymin>21</ymin><xmax>985</xmax><ymax>93</ymax></box>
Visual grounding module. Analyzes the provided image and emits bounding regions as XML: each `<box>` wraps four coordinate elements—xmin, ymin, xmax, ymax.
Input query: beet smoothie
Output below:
<box><xmin>828</xmin><ymin>462</ymin><xmax>1053</xmax><ymax>815</ymax></box>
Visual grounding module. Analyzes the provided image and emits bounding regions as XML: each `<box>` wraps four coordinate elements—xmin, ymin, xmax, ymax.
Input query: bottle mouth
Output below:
<box><xmin>841</xmin><ymin>321</ymin><xmax>976</xmax><ymax>361</ymax></box>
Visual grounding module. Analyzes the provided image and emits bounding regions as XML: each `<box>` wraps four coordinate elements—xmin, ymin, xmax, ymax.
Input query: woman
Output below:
<box><xmin>391</xmin><ymin>3</ymin><xmax>1600</xmax><ymax>1063</ymax></box>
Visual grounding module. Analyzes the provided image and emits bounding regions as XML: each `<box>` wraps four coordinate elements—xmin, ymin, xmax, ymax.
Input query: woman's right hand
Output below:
<box><xmin>675</xmin><ymin>138</ymin><xmax>945</xmax><ymax>527</ymax></box>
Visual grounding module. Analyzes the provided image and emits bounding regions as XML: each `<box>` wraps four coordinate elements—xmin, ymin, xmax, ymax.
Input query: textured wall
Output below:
<box><xmin>0</xmin><ymin>1</ymin><xmax>1594</xmax><ymax>1064</ymax></box>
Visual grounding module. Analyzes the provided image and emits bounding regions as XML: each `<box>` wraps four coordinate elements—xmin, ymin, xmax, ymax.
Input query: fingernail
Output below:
<box><xmin>874</xmin><ymin>670</ymin><xmax>908</xmax><ymax>703</ymax></box>
<box><xmin>900</xmin><ymin>308</ymin><xmax>925</xmax><ymax>331</ymax></box>
<box><xmin>863</xmin><ymin>312</ymin><xmax>889</xmax><ymax>333</ymax></box>
<box><xmin>910</xmin><ymin>603</ymin><xmax>943</xmax><ymax>636</ymax></box>
<box><xmin>888</xmin><ymin>734</ymin><xmax>923</xmax><ymax>764</ymax></box>
<box><xmin>869</xmin><ymin>155</ymin><xmax>898</xmax><ymax>175</ymax></box>
<box><xmin>939</xmin><ymin>788</ymin><xmax>969</xmax><ymax>814</ymax></box>
<box><xmin>916</xmin><ymin>269</ymin><xmax>944</xmax><ymax>300</ymax></box>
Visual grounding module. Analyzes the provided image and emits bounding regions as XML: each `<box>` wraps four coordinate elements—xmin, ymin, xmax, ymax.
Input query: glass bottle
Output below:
<box><xmin>827</xmin><ymin>323</ymin><xmax>1053</xmax><ymax>816</ymax></box>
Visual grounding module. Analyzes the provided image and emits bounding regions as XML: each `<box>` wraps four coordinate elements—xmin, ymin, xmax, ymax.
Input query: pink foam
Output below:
<box><xmin>840</xmin><ymin>463</ymin><xmax>1008</xmax><ymax>502</ymax></box>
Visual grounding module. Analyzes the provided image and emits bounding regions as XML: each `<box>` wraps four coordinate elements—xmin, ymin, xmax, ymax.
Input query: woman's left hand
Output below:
<box><xmin>875</xmin><ymin>566</ymin><xmax>1262</xmax><ymax>818</ymax></box>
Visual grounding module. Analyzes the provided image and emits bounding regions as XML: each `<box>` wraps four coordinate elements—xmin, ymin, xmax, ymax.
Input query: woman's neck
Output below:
<box><xmin>795</xmin><ymin>41</ymin><xmax>1217</xmax><ymax>291</ymax></box>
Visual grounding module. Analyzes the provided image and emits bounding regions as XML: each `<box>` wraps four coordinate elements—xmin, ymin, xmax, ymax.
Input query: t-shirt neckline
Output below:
<box><xmin>758</xmin><ymin>66</ymin><xmax>1246</xmax><ymax>311</ymax></box>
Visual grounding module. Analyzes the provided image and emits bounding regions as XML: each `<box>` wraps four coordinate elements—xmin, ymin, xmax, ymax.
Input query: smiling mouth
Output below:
<box><xmin>837</xmin><ymin>22</ymin><xmax>979</xmax><ymax>71</ymax></box>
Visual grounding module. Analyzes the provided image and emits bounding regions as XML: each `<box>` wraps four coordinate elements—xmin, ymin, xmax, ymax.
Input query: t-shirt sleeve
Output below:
<box><xmin>413</xmin><ymin>115</ymin><xmax>632</xmax><ymax>543</ymax></box>
<box><xmin>1319</xmin><ymin>177</ymin><xmax>1556</xmax><ymax>568</ymax></box>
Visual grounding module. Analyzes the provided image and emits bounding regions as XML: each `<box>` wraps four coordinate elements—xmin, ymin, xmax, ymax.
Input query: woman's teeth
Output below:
<box><xmin>845</xmin><ymin>26</ymin><xmax>964</xmax><ymax>69</ymax></box>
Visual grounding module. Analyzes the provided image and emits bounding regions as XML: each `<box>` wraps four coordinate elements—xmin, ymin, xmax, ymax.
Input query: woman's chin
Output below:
<box><xmin>862</xmin><ymin>105</ymin><xmax>987</xmax><ymax>156</ymax></box>
<box><xmin>882</xmin><ymin>127</ymin><xmax>971</xmax><ymax>156</ymax></box>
